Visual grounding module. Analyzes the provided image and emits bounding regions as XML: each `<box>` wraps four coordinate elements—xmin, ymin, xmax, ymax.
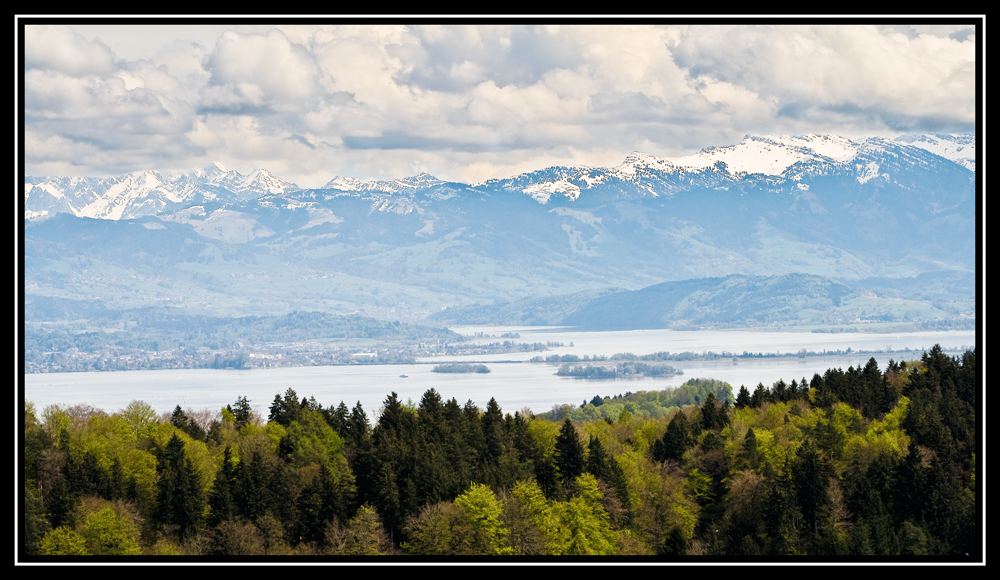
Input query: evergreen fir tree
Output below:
<box><xmin>156</xmin><ymin>433</ymin><xmax>204</xmax><ymax>539</ymax></box>
<box><xmin>555</xmin><ymin>418</ymin><xmax>585</xmax><ymax>484</ymax></box>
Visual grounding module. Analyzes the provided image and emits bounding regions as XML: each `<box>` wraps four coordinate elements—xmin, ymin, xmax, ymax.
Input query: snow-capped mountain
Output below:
<box><xmin>24</xmin><ymin>133</ymin><xmax>973</xmax><ymax>221</ymax></box>
<box><xmin>893</xmin><ymin>133</ymin><xmax>976</xmax><ymax>172</ymax></box>
<box><xmin>24</xmin><ymin>132</ymin><xmax>974</xmax><ymax>323</ymax></box>
<box><xmin>24</xmin><ymin>164</ymin><xmax>299</xmax><ymax>220</ymax></box>
<box><xmin>473</xmin><ymin>133</ymin><xmax>974</xmax><ymax>205</ymax></box>
<box><xmin>322</xmin><ymin>172</ymin><xmax>447</xmax><ymax>194</ymax></box>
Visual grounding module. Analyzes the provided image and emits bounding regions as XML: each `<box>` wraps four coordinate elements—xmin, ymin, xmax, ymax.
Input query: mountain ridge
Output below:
<box><xmin>23</xmin><ymin>132</ymin><xmax>975</xmax><ymax>323</ymax></box>
<box><xmin>24</xmin><ymin>133</ymin><xmax>975</xmax><ymax>221</ymax></box>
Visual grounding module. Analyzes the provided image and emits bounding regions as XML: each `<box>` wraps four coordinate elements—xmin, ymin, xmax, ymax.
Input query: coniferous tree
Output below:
<box><xmin>170</xmin><ymin>405</ymin><xmax>208</xmax><ymax>441</ymax></box>
<box><xmin>652</xmin><ymin>409</ymin><xmax>691</xmax><ymax>464</ymax></box>
<box><xmin>227</xmin><ymin>396</ymin><xmax>254</xmax><ymax>429</ymax></box>
<box><xmin>534</xmin><ymin>458</ymin><xmax>563</xmax><ymax>501</ymax></box>
<box><xmin>762</xmin><ymin>462</ymin><xmax>800</xmax><ymax>555</ymax></box>
<box><xmin>234</xmin><ymin>450</ymin><xmax>271</xmax><ymax>521</ymax></box>
<box><xmin>586</xmin><ymin>435</ymin><xmax>628</xmax><ymax>511</ymax></box>
<box><xmin>794</xmin><ymin>440</ymin><xmax>831</xmax><ymax>540</ymax></box>
<box><xmin>750</xmin><ymin>382</ymin><xmax>769</xmax><ymax>408</ymax></box>
<box><xmin>735</xmin><ymin>385</ymin><xmax>751</xmax><ymax>409</ymax></box>
<box><xmin>325</xmin><ymin>401</ymin><xmax>351</xmax><ymax>438</ymax></box>
<box><xmin>742</xmin><ymin>427</ymin><xmax>760</xmax><ymax>471</ymax></box>
<box><xmin>208</xmin><ymin>446</ymin><xmax>237</xmax><ymax>527</ymax></box>
<box><xmin>554</xmin><ymin>419</ymin><xmax>584</xmax><ymax>484</ymax></box>
<box><xmin>701</xmin><ymin>392</ymin><xmax>728</xmax><ymax>431</ymax></box>
<box><xmin>156</xmin><ymin>433</ymin><xmax>204</xmax><ymax>539</ymax></box>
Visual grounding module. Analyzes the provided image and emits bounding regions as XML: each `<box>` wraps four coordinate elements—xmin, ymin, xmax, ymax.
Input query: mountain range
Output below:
<box><xmin>23</xmin><ymin>133</ymin><xmax>976</xmax><ymax>328</ymax></box>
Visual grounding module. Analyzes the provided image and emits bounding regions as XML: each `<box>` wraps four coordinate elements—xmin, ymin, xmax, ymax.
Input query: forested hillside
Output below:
<box><xmin>22</xmin><ymin>345</ymin><xmax>977</xmax><ymax>558</ymax></box>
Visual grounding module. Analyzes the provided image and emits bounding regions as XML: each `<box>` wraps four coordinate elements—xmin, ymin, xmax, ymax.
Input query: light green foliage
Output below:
<box><xmin>74</xmin><ymin>414</ymin><xmax>158</xmax><ymax>503</ymax></box>
<box><xmin>42</xmin><ymin>405</ymin><xmax>71</xmax><ymax>443</ymax></box>
<box><xmin>617</xmin><ymin>447</ymin><xmax>700</xmax><ymax>548</ymax></box>
<box><xmin>751</xmin><ymin>428</ymin><xmax>793</xmax><ymax>474</ymax></box>
<box><xmin>510</xmin><ymin>476</ymin><xmax>618</xmax><ymax>555</ymax></box>
<box><xmin>865</xmin><ymin>397</ymin><xmax>910</xmax><ymax>453</ymax></box>
<box><xmin>183</xmin><ymin>436</ymin><xmax>215</xmax><ymax>493</ymax></box>
<box><xmin>581</xmin><ymin>420</ymin><xmax>625</xmax><ymax>457</ymax></box>
<box><xmin>559</xmin><ymin>475</ymin><xmax>618</xmax><ymax>555</ymax></box>
<box><xmin>527</xmin><ymin>418</ymin><xmax>560</xmax><ymax>460</ymax></box>
<box><xmin>25</xmin><ymin>401</ymin><xmax>39</xmax><ymax>429</ymax></box>
<box><xmin>511</xmin><ymin>479</ymin><xmax>568</xmax><ymax>554</ymax></box>
<box><xmin>121</xmin><ymin>400</ymin><xmax>158</xmax><ymax>441</ymax></box>
<box><xmin>77</xmin><ymin>503</ymin><xmax>142</xmax><ymax>556</ymax></box>
<box><xmin>685</xmin><ymin>468</ymin><xmax>712</xmax><ymax>504</ymax></box>
<box><xmin>832</xmin><ymin>403</ymin><xmax>864</xmax><ymax>436</ymax></box>
<box><xmin>791</xmin><ymin>404</ymin><xmax>824</xmax><ymax>432</ymax></box>
<box><xmin>281</xmin><ymin>409</ymin><xmax>345</xmax><ymax>471</ymax></box>
<box><xmin>401</xmin><ymin>502</ymin><xmax>478</xmax><ymax>555</ymax></box>
<box><xmin>327</xmin><ymin>504</ymin><xmax>395</xmax><ymax>556</ymax></box>
<box><xmin>39</xmin><ymin>526</ymin><xmax>90</xmax><ymax>555</ymax></box>
<box><xmin>149</xmin><ymin>423</ymin><xmax>216</xmax><ymax>493</ymax></box>
<box><xmin>147</xmin><ymin>540</ymin><xmax>184</xmax><ymax>555</ymax></box>
<box><xmin>579</xmin><ymin>403</ymin><xmax>602</xmax><ymax>422</ymax></box>
<box><xmin>75</xmin><ymin>414</ymin><xmax>129</xmax><ymax>466</ymax></box>
<box><xmin>759</xmin><ymin>401</ymin><xmax>792</xmax><ymax>430</ymax></box>
<box><xmin>211</xmin><ymin>411</ymin><xmax>240</xmax><ymax>450</ymax></box>
<box><xmin>235</xmin><ymin>420</ymin><xmax>276</xmax><ymax>462</ymax></box>
<box><xmin>630</xmin><ymin>417</ymin><xmax>662</xmax><ymax>454</ymax></box>
<box><xmin>263</xmin><ymin>420</ymin><xmax>287</xmax><ymax>448</ymax></box>
<box><xmin>454</xmin><ymin>483</ymin><xmax>513</xmax><ymax>555</ymax></box>
<box><xmin>731</xmin><ymin>406</ymin><xmax>760</xmax><ymax>431</ymax></box>
<box><xmin>121</xmin><ymin>447</ymin><xmax>160</xmax><ymax>501</ymax></box>
<box><xmin>597</xmin><ymin>403</ymin><xmax>625</xmax><ymax>423</ymax></box>
<box><xmin>542</xmin><ymin>380</ymin><xmax>730</xmax><ymax>424</ymax></box>
<box><xmin>842</xmin><ymin>396</ymin><xmax>912</xmax><ymax>464</ymax></box>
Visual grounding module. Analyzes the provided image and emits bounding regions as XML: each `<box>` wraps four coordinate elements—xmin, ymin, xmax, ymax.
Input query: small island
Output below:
<box><xmin>556</xmin><ymin>362</ymin><xmax>682</xmax><ymax>379</ymax></box>
<box><xmin>431</xmin><ymin>362</ymin><xmax>491</xmax><ymax>374</ymax></box>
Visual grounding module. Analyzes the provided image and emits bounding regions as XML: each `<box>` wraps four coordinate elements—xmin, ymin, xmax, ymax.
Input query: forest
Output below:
<box><xmin>21</xmin><ymin>345</ymin><xmax>978</xmax><ymax>559</ymax></box>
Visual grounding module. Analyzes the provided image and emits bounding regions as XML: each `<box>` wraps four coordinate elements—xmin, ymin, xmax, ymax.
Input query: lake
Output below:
<box><xmin>23</xmin><ymin>327</ymin><xmax>975</xmax><ymax>420</ymax></box>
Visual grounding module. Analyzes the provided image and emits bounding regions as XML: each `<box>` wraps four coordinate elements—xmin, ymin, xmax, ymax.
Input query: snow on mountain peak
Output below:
<box><xmin>894</xmin><ymin>134</ymin><xmax>976</xmax><ymax>172</ymax></box>
<box><xmin>608</xmin><ymin>134</ymin><xmax>862</xmax><ymax>181</ymax></box>
<box><xmin>615</xmin><ymin>151</ymin><xmax>679</xmax><ymax>176</ymax></box>
<box><xmin>323</xmin><ymin>172</ymin><xmax>444</xmax><ymax>194</ymax></box>
<box><xmin>323</xmin><ymin>176</ymin><xmax>364</xmax><ymax>191</ymax></box>
<box><xmin>522</xmin><ymin>179</ymin><xmax>582</xmax><ymax>203</ymax></box>
<box><xmin>665</xmin><ymin>134</ymin><xmax>858</xmax><ymax>177</ymax></box>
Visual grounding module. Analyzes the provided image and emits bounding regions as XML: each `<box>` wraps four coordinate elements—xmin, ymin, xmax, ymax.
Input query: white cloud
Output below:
<box><xmin>23</xmin><ymin>22</ymin><xmax>978</xmax><ymax>184</ymax></box>
<box><xmin>205</xmin><ymin>29</ymin><xmax>322</xmax><ymax>112</ymax></box>
<box><xmin>25</xmin><ymin>25</ymin><xmax>117</xmax><ymax>77</ymax></box>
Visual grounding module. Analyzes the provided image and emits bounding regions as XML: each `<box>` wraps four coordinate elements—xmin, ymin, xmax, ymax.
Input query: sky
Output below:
<box><xmin>19</xmin><ymin>19</ymin><xmax>979</xmax><ymax>188</ymax></box>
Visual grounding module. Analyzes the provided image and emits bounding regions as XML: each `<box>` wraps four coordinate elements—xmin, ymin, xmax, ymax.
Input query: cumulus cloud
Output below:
<box><xmin>204</xmin><ymin>29</ymin><xmax>322</xmax><ymax>113</ymax></box>
<box><xmin>24</xmin><ymin>25</ymin><xmax>117</xmax><ymax>77</ymax></box>
<box><xmin>21</xmin><ymin>22</ymin><xmax>978</xmax><ymax>185</ymax></box>
<box><xmin>671</xmin><ymin>24</ymin><xmax>975</xmax><ymax>134</ymax></box>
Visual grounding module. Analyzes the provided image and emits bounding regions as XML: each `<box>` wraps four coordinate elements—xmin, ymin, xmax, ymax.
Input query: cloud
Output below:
<box><xmin>25</xmin><ymin>25</ymin><xmax>117</xmax><ymax>77</ymax></box>
<box><xmin>670</xmin><ymin>24</ymin><xmax>975</xmax><ymax>133</ymax></box>
<box><xmin>205</xmin><ymin>29</ymin><xmax>322</xmax><ymax>113</ymax></box>
<box><xmin>22</xmin><ymin>22</ymin><xmax>978</xmax><ymax>185</ymax></box>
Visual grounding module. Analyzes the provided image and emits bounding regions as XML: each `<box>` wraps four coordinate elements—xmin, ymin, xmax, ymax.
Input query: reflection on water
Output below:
<box><xmin>25</xmin><ymin>327</ymin><xmax>975</xmax><ymax>419</ymax></box>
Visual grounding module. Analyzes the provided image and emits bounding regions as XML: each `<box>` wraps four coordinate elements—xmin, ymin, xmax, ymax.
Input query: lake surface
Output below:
<box><xmin>24</xmin><ymin>327</ymin><xmax>975</xmax><ymax>419</ymax></box>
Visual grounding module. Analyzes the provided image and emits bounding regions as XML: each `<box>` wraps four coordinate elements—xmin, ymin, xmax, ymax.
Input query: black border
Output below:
<box><xmin>16</xmin><ymin>15</ymin><xmax>985</xmax><ymax>566</ymax></box>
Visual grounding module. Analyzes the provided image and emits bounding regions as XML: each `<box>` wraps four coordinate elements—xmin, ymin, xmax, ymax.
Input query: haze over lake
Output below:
<box><xmin>25</xmin><ymin>327</ymin><xmax>975</xmax><ymax>419</ymax></box>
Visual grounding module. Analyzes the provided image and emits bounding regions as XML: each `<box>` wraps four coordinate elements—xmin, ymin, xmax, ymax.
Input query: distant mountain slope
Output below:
<box><xmin>430</xmin><ymin>287</ymin><xmax>622</xmax><ymax>326</ymax></box>
<box><xmin>23</xmin><ymin>133</ymin><xmax>975</xmax><ymax>323</ymax></box>
<box><xmin>561</xmin><ymin>274</ymin><xmax>852</xmax><ymax>330</ymax></box>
